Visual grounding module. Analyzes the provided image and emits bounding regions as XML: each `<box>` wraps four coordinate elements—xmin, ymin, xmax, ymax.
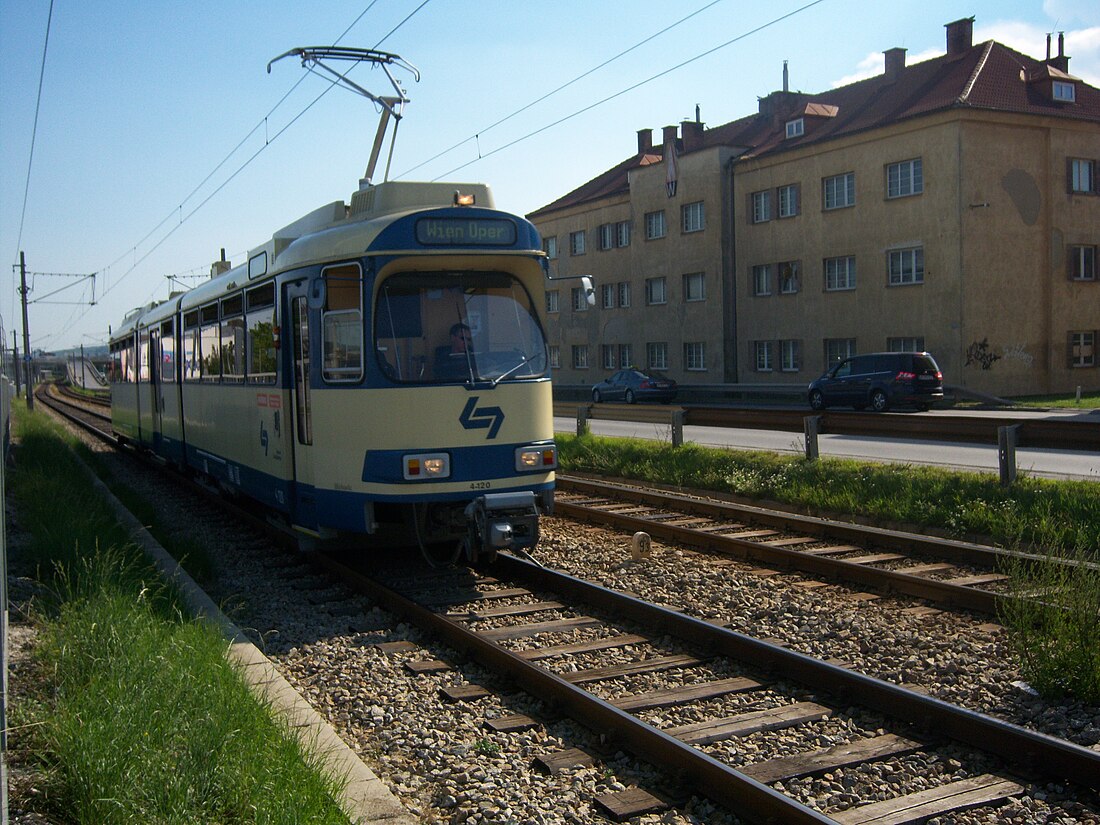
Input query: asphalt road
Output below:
<box><xmin>553</xmin><ymin>409</ymin><xmax>1100</xmax><ymax>482</ymax></box>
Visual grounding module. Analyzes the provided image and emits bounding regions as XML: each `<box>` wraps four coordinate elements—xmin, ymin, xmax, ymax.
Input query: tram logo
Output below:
<box><xmin>459</xmin><ymin>396</ymin><xmax>504</xmax><ymax>439</ymax></box>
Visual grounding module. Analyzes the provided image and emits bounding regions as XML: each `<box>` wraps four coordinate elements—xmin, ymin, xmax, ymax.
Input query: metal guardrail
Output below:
<box><xmin>553</xmin><ymin>403</ymin><xmax>1099</xmax><ymax>481</ymax></box>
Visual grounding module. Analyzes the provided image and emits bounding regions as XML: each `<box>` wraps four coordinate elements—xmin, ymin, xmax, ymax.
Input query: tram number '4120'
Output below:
<box><xmin>469</xmin><ymin>481</ymin><xmax>491</xmax><ymax>490</ymax></box>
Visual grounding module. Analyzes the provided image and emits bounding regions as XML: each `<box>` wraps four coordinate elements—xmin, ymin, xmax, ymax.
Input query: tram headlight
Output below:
<box><xmin>515</xmin><ymin>444</ymin><xmax>557</xmax><ymax>472</ymax></box>
<box><xmin>403</xmin><ymin>452</ymin><xmax>450</xmax><ymax>480</ymax></box>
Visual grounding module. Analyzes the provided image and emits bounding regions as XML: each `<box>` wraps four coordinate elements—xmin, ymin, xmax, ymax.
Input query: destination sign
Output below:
<box><xmin>416</xmin><ymin>217</ymin><xmax>516</xmax><ymax>246</ymax></box>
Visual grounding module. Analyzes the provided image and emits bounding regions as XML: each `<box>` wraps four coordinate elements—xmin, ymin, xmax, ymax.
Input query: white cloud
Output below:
<box><xmin>831</xmin><ymin>48</ymin><xmax>941</xmax><ymax>88</ymax></box>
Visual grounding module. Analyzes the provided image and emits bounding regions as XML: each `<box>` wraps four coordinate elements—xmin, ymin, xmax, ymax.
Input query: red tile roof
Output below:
<box><xmin>528</xmin><ymin>39</ymin><xmax>1099</xmax><ymax>219</ymax></box>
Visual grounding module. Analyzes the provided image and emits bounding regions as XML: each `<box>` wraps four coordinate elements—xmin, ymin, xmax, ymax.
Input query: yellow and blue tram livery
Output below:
<box><xmin>109</xmin><ymin>181</ymin><xmax>556</xmax><ymax>563</ymax></box>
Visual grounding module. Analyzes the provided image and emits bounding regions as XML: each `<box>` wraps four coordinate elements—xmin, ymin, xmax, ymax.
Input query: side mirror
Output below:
<box><xmin>307</xmin><ymin>279</ymin><xmax>327</xmax><ymax>310</ymax></box>
<box><xmin>581</xmin><ymin>275</ymin><xmax>596</xmax><ymax>307</ymax></box>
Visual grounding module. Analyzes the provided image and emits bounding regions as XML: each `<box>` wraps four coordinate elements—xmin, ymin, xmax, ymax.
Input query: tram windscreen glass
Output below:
<box><xmin>375</xmin><ymin>271</ymin><xmax>548</xmax><ymax>384</ymax></box>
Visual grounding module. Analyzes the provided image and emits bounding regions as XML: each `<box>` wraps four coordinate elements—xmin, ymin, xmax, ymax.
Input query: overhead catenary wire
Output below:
<box><xmin>430</xmin><ymin>0</ymin><xmax>828</xmax><ymax>181</ymax></box>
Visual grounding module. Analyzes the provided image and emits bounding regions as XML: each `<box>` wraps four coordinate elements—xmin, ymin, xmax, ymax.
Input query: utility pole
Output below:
<box><xmin>18</xmin><ymin>252</ymin><xmax>33</xmax><ymax>410</ymax></box>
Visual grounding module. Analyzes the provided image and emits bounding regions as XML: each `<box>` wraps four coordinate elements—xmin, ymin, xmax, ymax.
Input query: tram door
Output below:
<box><xmin>285</xmin><ymin>281</ymin><xmax>317</xmax><ymax>528</ymax></box>
<box><xmin>148</xmin><ymin>326</ymin><xmax>163</xmax><ymax>446</ymax></box>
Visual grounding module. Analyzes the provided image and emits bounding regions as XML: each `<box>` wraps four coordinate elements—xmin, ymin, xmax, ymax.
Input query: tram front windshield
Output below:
<box><xmin>374</xmin><ymin>271</ymin><xmax>548</xmax><ymax>384</ymax></box>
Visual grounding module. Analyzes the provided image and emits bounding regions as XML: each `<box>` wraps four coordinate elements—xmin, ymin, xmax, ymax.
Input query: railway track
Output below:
<box><xmin>35</xmin><ymin>383</ymin><xmax>1100</xmax><ymax>822</ymax></box>
<box><xmin>319</xmin><ymin>553</ymin><xmax>1099</xmax><ymax>823</ymax></box>
<box><xmin>553</xmin><ymin>475</ymin><xmax>1092</xmax><ymax>617</ymax></box>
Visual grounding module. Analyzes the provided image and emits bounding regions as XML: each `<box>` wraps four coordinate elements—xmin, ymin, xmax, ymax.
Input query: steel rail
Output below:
<box><xmin>315</xmin><ymin>552</ymin><xmax>837</xmax><ymax>824</ymax></box>
<box><xmin>554</xmin><ymin>402</ymin><xmax>1100</xmax><ymax>450</ymax></box>
<box><xmin>494</xmin><ymin>555</ymin><xmax>1100</xmax><ymax>791</ymax></box>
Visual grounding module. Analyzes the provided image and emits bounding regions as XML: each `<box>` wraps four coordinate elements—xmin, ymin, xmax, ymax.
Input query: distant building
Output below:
<box><xmin>528</xmin><ymin>17</ymin><xmax>1100</xmax><ymax>398</ymax></box>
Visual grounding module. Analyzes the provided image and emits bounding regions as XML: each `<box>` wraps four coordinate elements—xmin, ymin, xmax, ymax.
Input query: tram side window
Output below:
<box><xmin>322</xmin><ymin>263</ymin><xmax>363</xmax><ymax>382</ymax></box>
<box><xmin>246</xmin><ymin>283</ymin><xmax>276</xmax><ymax>383</ymax></box>
<box><xmin>160</xmin><ymin>320</ymin><xmax>175</xmax><ymax>383</ymax></box>
<box><xmin>138</xmin><ymin>329</ymin><xmax>151</xmax><ymax>383</ymax></box>
<box><xmin>221</xmin><ymin>295</ymin><xmax>246</xmax><ymax>382</ymax></box>
<box><xmin>110</xmin><ymin>341</ymin><xmax>133</xmax><ymax>383</ymax></box>
<box><xmin>182</xmin><ymin>311</ymin><xmax>201</xmax><ymax>381</ymax></box>
<box><xmin>200</xmin><ymin>303</ymin><xmax>221</xmax><ymax>380</ymax></box>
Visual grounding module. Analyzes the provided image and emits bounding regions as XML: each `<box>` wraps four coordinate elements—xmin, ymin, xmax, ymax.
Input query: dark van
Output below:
<box><xmin>808</xmin><ymin>352</ymin><xmax>943</xmax><ymax>412</ymax></box>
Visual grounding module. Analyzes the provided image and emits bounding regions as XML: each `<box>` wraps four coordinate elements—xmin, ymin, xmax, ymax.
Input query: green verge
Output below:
<box><xmin>558</xmin><ymin>433</ymin><xmax>1100</xmax><ymax>702</ymax></box>
<box><xmin>8</xmin><ymin>409</ymin><xmax>348</xmax><ymax>824</ymax></box>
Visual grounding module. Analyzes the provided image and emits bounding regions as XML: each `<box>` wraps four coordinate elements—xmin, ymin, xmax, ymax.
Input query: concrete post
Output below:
<box><xmin>576</xmin><ymin>404</ymin><xmax>590</xmax><ymax>436</ymax></box>
<box><xmin>671</xmin><ymin>409</ymin><xmax>686</xmax><ymax>447</ymax></box>
<box><xmin>998</xmin><ymin>424</ymin><xmax>1019</xmax><ymax>486</ymax></box>
<box><xmin>804</xmin><ymin>415</ymin><xmax>822</xmax><ymax>460</ymax></box>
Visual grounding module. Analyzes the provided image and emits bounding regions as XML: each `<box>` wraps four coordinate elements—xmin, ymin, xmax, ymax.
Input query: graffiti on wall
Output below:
<box><xmin>965</xmin><ymin>338</ymin><xmax>1002</xmax><ymax>370</ymax></box>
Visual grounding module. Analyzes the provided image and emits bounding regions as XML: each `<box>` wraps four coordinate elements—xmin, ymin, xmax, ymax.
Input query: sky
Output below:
<box><xmin>2</xmin><ymin>0</ymin><xmax>1097</xmax><ymax>354</ymax></box>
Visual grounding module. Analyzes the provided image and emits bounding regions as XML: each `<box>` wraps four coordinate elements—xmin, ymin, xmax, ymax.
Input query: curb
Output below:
<box><xmin>75</xmin><ymin>457</ymin><xmax>419</xmax><ymax>825</ymax></box>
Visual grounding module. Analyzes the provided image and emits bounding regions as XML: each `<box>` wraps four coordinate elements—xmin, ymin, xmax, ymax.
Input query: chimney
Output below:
<box><xmin>680</xmin><ymin>118</ymin><xmax>704</xmax><ymax>152</ymax></box>
<box><xmin>1048</xmin><ymin>31</ymin><xmax>1070</xmax><ymax>72</ymax></box>
<box><xmin>637</xmin><ymin>128</ymin><xmax>653</xmax><ymax>155</ymax></box>
<box><xmin>945</xmin><ymin>17</ymin><xmax>974</xmax><ymax>57</ymax></box>
<box><xmin>783</xmin><ymin>60</ymin><xmax>789</xmax><ymax>93</ymax></box>
<box><xmin>884</xmin><ymin>47</ymin><xmax>906</xmax><ymax>78</ymax></box>
<box><xmin>662</xmin><ymin>124</ymin><xmax>679</xmax><ymax>149</ymax></box>
<box><xmin>210</xmin><ymin>248</ymin><xmax>230</xmax><ymax>278</ymax></box>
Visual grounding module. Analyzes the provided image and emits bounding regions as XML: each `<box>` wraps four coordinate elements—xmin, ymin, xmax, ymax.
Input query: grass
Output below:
<box><xmin>557</xmin><ymin>434</ymin><xmax>1099</xmax><ymax>554</ymax></box>
<box><xmin>8</xmin><ymin>409</ymin><xmax>349</xmax><ymax>824</ymax></box>
<box><xmin>1005</xmin><ymin>390</ymin><xmax>1100</xmax><ymax>409</ymax></box>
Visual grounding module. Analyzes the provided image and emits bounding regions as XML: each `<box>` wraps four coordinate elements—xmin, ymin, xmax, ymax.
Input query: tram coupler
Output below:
<box><xmin>463</xmin><ymin>491</ymin><xmax>540</xmax><ymax>565</ymax></box>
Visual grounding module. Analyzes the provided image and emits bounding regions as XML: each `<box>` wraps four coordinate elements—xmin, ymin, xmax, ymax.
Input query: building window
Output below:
<box><xmin>888</xmin><ymin>336</ymin><xmax>925</xmax><ymax>352</ymax></box>
<box><xmin>825</xmin><ymin>256</ymin><xmax>856</xmax><ymax>291</ymax></box>
<box><xmin>751</xmin><ymin>190</ymin><xmax>772</xmax><ymax>223</ymax></box>
<box><xmin>601</xmin><ymin>283</ymin><xmax>616</xmax><ymax>308</ymax></box>
<box><xmin>785</xmin><ymin>118</ymin><xmax>804</xmax><ymax>138</ymax></box>
<box><xmin>616</xmin><ymin>220</ymin><xmax>631</xmax><ymax>247</ymax></box>
<box><xmin>778</xmin><ymin>184</ymin><xmax>800</xmax><ymax>218</ymax></box>
<box><xmin>543</xmin><ymin>236</ymin><xmax>558</xmax><ymax>259</ymax></box>
<box><xmin>549</xmin><ymin>345</ymin><xmax>560</xmax><ymax>369</ymax></box>
<box><xmin>646</xmin><ymin>342</ymin><xmax>668</xmax><ymax>370</ymax></box>
<box><xmin>618</xmin><ymin>281</ymin><xmax>631</xmax><ymax>308</ymax></box>
<box><xmin>753</xmin><ymin>341</ymin><xmax>774</xmax><ymax>372</ymax></box>
<box><xmin>570</xmin><ymin>230</ymin><xmax>586</xmax><ymax>255</ymax></box>
<box><xmin>1069</xmin><ymin>331</ymin><xmax>1096</xmax><ymax>368</ymax></box>
<box><xmin>618</xmin><ymin>343</ymin><xmax>633</xmax><ymax>368</ymax></box>
<box><xmin>598</xmin><ymin>223</ymin><xmax>614</xmax><ymax>251</ymax></box>
<box><xmin>572</xmin><ymin>344</ymin><xmax>589</xmax><ymax>369</ymax></box>
<box><xmin>779</xmin><ymin>261</ymin><xmax>801</xmax><ymax>294</ymax></box>
<box><xmin>645</xmin><ymin>276</ymin><xmax>667</xmax><ymax>305</ymax></box>
<box><xmin>571</xmin><ymin>286</ymin><xmax>590</xmax><ymax>311</ymax></box>
<box><xmin>546</xmin><ymin>290</ymin><xmax>559</xmax><ymax>314</ymax></box>
<box><xmin>684</xmin><ymin>342</ymin><xmax>706</xmax><ymax>371</ymax></box>
<box><xmin>601</xmin><ymin>344</ymin><xmax>617</xmax><ymax>370</ymax></box>
<box><xmin>887</xmin><ymin>158</ymin><xmax>923</xmax><ymax>198</ymax></box>
<box><xmin>824</xmin><ymin>338</ymin><xmax>856</xmax><ymax>366</ymax></box>
<box><xmin>683</xmin><ymin>272</ymin><xmax>706</xmax><ymax>302</ymax></box>
<box><xmin>682</xmin><ymin>201</ymin><xmax>705</xmax><ymax>233</ymax></box>
<box><xmin>823</xmin><ymin>172</ymin><xmax>855</xmax><ymax>209</ymax></box>
<box><xmin>1070</xmin><ymin>245</ymin><xmax>1097</xmax><ymax>281</ymax></box>
<box><xmin>752</xmin><ymin>264</ymin><xmax>772</xmax><ymax>296</ymax></box>
<box><xmin>1069</xmin><ymin>158</ymin><xmax>1096</xmax><ymax>194</ymax></box>
<box><xmin>1053</xmin><ymin>81</ymin><xmax>1076</xmax><ymax>102</ymax></box>
<box><xmin>888</xmin><ymin>247</ymin><xmax>924</xmax><ymax>285</ymax></box>
<box><xmin>645</xmin><ymin>210</ymin><xmax>666</xmax><ymax>240</ymax></box>
<box><xmin>780</xmin><ymin>340</ymin><xmax>801</xmax><ymax>372</ymax></box>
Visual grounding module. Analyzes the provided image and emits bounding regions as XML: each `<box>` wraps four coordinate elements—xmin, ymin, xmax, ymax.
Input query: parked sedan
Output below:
<box><xmin>591</xmin><ymin>369</ymin><xmax>678</xmax><ymax>403</ymax></box>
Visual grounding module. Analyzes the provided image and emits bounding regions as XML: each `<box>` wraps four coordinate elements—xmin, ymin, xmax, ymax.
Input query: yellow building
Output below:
<box><xmin>529</xmin><ymin>18</ymin><xmax>1099</xmax><ymax>399</ymax></box>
